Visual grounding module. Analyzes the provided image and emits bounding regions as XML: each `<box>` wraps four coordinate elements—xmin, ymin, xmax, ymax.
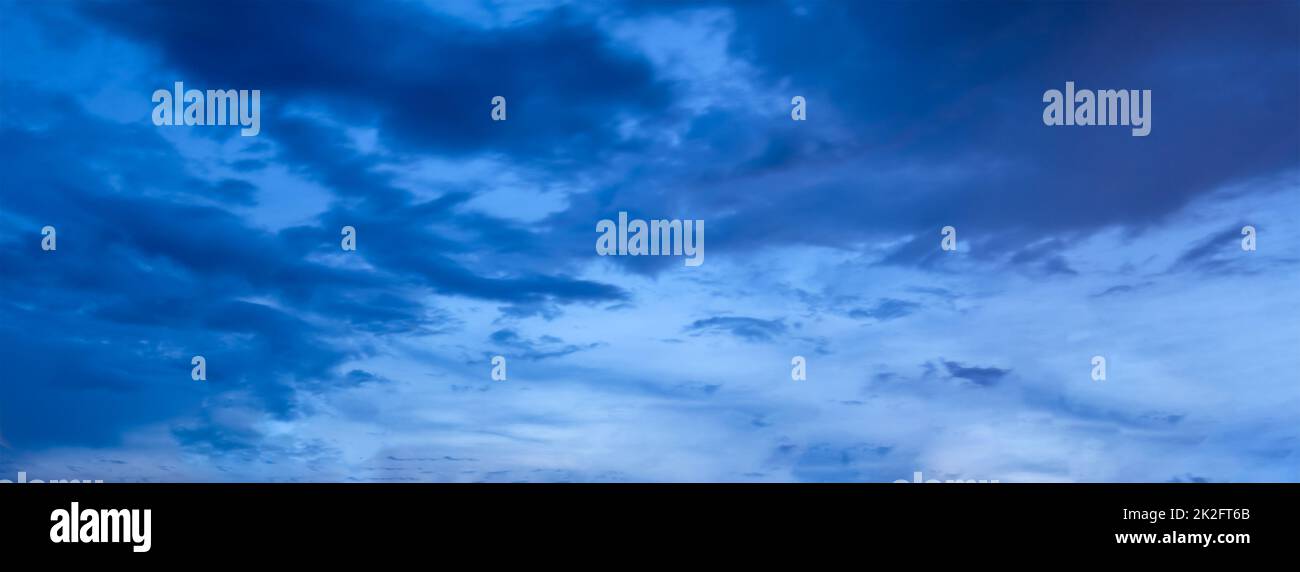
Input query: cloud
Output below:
<box><xmin>1169</xmin><ymin>226</ymin><xmax>1250</xmax><ymax>273</ymax></box>
<box><xmin>488</xmin><ymin>329</ymin><xmax>600</xmax><ymax>360</ymax></box>
<box><xmin>1</xmin><ymin>0</ymin><xmax>1296</xmax><ymax>484</ymax></box>
<box><xmin>81</xmin><ymin>0</ymin><xmax>673</xmax><ymax>161</ymax></box>
<box><xmin>940</xmin><ymin>360</ymin><xmax>1011</xmax><ymax>388</ymax></box>
<box><xmin>850</xmin><ymin>299</ymin><xmax>921</xmax><ymax>321</ymax></box>
<box><xmin>1008</xmin><ymin>239</ymin><xmax>1078</xmax><ymax>276</ymax></box>
<box><xmin>684</xmin><ymin>316</ymin><xmax>787</xmax><ymax>343</ymax></box>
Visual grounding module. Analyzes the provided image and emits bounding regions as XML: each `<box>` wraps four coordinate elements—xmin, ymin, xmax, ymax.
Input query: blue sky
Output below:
<box><xmin>1</xmin><ymin>0</ymin><xmax>1297</xmax><ymax>482</ymax></box>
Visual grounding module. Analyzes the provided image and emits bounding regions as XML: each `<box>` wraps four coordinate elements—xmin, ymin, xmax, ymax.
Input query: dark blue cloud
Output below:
<box><xmin>779</xmin><ymin>442</ymin><xmax>894</xmax><ymax>482</ymax></box>
<box><xmin>1170</xmin><ymin>226</ymin><xmax>1254</xmax><ymax>274</ymax></box>
<box><xmin>850</xmin><ymin>298</ymin><xmax>921</xmax><ymax>321</ymax></box>
<box><xmin>488</xmin><ymin>328</ymin><xmax>600</xmax><ymax>360</ymax></box>
<box><xmin>0</xmin><ymin>86</ymin><xmax>622</xmax><ymax>451</ymax></box>
<box><xmin>684</xmin><ymin>316</ymin><xmax>787</xmax><ymax>343</ymax></box>
<box><xmin>579</xmin><ymin>0</ymin><xmax>1300</xmax><ymax>264</ymax></box>
<box><xmin>1009</xmin><ymin>239</ymin><xmax>1078</xmax><ymax>276</ymax></box>
<box><xmin>941</xmin><ymin>360</ymin><xmax>1010</xmax><ymax>388</ymax></box>
<box><xmin>80</xmin><ymin>0</ymin><xmax>672</xmax><ymax>162</ymax></box>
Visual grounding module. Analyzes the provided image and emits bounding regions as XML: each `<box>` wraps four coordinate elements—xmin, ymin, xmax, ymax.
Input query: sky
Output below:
<box><xmin>0</xmin><ymin>0</ymin><xmax>1297</xmax><ymax>483</ymax></box>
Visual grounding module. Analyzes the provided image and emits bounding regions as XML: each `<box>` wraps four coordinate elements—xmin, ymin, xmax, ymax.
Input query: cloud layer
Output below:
<box><xmin>1</xmin><ymin>0</ymin><xmax>1297</xmax><ymax>482</ymax></box>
